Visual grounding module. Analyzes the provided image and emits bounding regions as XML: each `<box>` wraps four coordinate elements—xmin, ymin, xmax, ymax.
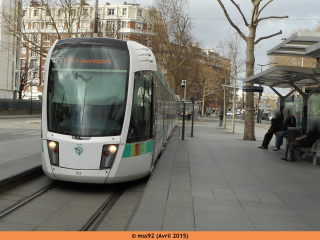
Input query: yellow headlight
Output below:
<box><xmin>48</xmin><ymin>141</ymin><xmax>56</xmax><ymax>149</ymax></box>
<box><xmin>108</xmin><ymin>145</ymin><xmax>117</xmax><ymax>154</ymax></box>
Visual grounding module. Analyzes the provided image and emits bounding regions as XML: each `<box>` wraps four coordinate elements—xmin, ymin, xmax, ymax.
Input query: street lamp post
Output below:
<box><xmin>181</xmin><ymin>80</ymin><xmax>186</xmax><ymax>140</ymax></box>
<box><xmin>93</xmin><ymin>0</ymin><xmax>99</xmax><ymax>37</ymax></box>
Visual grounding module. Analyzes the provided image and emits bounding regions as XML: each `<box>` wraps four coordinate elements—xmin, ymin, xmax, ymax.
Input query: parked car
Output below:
<box><xmin>226</xmin><ymin>111</ymin><xmax>233</xmax><ymax>116</ymax></box>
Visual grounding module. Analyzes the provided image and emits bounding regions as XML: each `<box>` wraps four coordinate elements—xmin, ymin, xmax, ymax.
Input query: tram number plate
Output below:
<box><xmin>76</xmin><ymin>171</ymin><xmax>82</xmax><ymax>175</ymax></box>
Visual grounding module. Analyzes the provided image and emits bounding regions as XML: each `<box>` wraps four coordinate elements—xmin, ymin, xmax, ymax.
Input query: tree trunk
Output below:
<box><xmin>232</xmin><ymin>71</ymin><xmax>237</xmax><ymax>134</ymax></box>
<box><xmin>243</xmin><ymin>27</ymin><xmax>256</xmax><ymax>140</ymax></box>
<box><xmin>202</xmin><ymin>88</ymin><xmax>205</xmax><ymax>116</ymax></box>
<box><xmin>223</xmin><ymin>86</ymin><xmax>226</xmax><ymax>129</ymax></box>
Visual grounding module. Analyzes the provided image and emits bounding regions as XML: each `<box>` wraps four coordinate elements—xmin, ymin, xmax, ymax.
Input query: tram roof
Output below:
<box><xmin>243</xmin><ymin>65</ymin><xmax>320</xmax><ymax>88</ymax></box>
<box><xmin>268</xmin><ymin>31</ymin><xmax>320</xmax><ymax>58</ymax></box>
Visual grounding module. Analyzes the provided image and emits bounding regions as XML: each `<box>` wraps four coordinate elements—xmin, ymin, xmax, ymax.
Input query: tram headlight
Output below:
<box><xmin>108</xmin><ymin>145</ymin><xmax>117</xmax><ymax>154</ymax></box>
<box><xmin>100</xmin><ymin>144</ymin><xmax>119</xmax><ymax>169</ymax></box>
<box><xmin>47</xmin><ymin>140</ymin><xmax>59</xmax><ymax>166</ymax></box>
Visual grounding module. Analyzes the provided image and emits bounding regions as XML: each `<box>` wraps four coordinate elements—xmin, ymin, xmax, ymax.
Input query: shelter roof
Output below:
<box><xmin>243</xmin><ymin>65</ymin><xmax>320</xmax><ymax>88</ymax></box>
<box><xmin>267</xmin><ymin>32</ymin><xmax>320</xmax><ymax>58</ymax></box>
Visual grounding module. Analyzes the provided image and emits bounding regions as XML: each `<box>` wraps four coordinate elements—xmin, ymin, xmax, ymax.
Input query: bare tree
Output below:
<box><xmin>217</xmin><ymin>0</ymin><xmax>288</xmax><ymax>140</ymax></box>
<box><xmin>19</xmin><ymin>61</ymin><xmax>37</xmax><ymax>99</ymax></box>
<box><xmin>217</xmin><ymin>28</ymin><xmax>245</xmax><ymax>133</ymax></box>
<box><xmin>0</xmin><ymin>0</ymin><xmax>90</xmax><ymax>56</ymax></box>
<box><xmin>151</xmin><ymin>0</ymin><xmax>198</xmax><ymax>93</ymax></box>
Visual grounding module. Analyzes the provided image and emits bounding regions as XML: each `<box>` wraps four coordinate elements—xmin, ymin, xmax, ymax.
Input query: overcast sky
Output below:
<box><xmin>96</xmin><ymin>0</ymin><xmax>320</xmax><ymax>94</ymax></box>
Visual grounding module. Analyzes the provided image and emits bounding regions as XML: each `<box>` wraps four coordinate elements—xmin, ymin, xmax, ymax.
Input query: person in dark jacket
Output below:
<box><xmin>218</xmin><ymin>112</ymin><xmax>223</xmax><ymax>127</ymax></box>
<box><xmin>258</xmin><ymin>110</ymin><xmax>283</xmax><ymax>149</ymax></box>
<box><xmin>281</xmin><ymin>120</ymin><xmax>320</xmax><ymax>162</ymax></box>
<box><xmin>273</xmin><ymin>107</ymin><xmax>296</xmax><ymax>151</ymax></box>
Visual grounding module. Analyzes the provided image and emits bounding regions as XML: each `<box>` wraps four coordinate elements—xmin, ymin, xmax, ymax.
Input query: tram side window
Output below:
<box><xmin>127</xmin><ymin>71</ymin><xmax>152</xmax><ymax>143</ymax></box>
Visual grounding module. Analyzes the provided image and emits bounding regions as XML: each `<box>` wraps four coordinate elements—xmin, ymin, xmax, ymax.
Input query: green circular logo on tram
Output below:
<box><xmin>75</xmin><ymin>147</ymin><xmax>83</xmax><ymax>156</ymax></box>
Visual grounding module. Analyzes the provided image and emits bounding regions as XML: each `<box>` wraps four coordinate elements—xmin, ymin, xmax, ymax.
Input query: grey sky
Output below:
<box><xmin>97</xmin><ymin>0</ymin><xmax>320</xmax><ymax>94</ymax></box>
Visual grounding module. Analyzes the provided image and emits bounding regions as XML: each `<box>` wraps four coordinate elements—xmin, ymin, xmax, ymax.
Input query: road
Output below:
<box><xmin>0</xmin><ymin>118</ymin><xmax>41</xmax><ymax>165</ymax></box>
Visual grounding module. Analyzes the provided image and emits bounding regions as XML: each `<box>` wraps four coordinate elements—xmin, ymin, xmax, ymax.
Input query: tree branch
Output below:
<box><xmin>254</xmin><ymin>30</ymin><xmax>282</xmax><ymax>45</ymax></box>
<box><xmin>230</xmin><ymin>0</ymin><xmax>249</xmax><ymax>26</ymax></box>
<box><xmin>216</xmin><ymin>0</ymin><xmax>247</xmax><ymax>41</ymax></box>
<box><xmin>258</xmin><ymin>0</ymin><xmax>273</xmax><ymax>17</ymax></box>
<box><xmin>258</xmin><ymin>15</ymin><xmax>289</xmax><ymax>22</ymax></box>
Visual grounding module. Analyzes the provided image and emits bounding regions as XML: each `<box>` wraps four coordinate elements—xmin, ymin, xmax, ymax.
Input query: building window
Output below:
<box><xmin>33</xmin><ymin>72</ymin><xmax>39</xmax><ymax>79</ymax></box>
<box><xmin>22</xmin><ymin>22</ymin><xmax>27</xmax><ymax>30</ymax></box>
<box><xmin>57</xmin><ymin>22</ymin><xmax>63</xmax><ymax>28</ymax></box>
<box><xmin>45</xmin><ymin>10</ymin><xmax>51</xmax><ymax>16</ymax></box>
<box><xmin>45</xmin><ymin>22</ymin><xmax>52</xmax><ymax>29</ymax></box>
<box><xmin>147</xmin><ymin>24</ymin><xmax>153</xmax><ymax>31</ymax></box>
<box><xmin>137</xmin><ymin>9</ymin><xmax>142</xmax><ymax>17</ymax></box>
<box><xmin>121</xmin><ymin>21</ymin><xmax>127</xmax><ymax>28</ymax></box>
<box><xmin>83</xmin><ymin>8</ymin><xmax>89</xmax><ymax>16</ymax></box>
<box><xmin>122</xmin><ymin>8</ymin><xmax>127</xmax><ymax>15</ymax></box>
<box><xmin>32</xmin><ymin>34</ymin><xmax>38</xmax><ymax>42</ymax></box>
<box><xmin>30</xmin><ymin>59</ymin><xmax>37</xmax><ymax>68</ymax></box>
<box><xmin>71</xmin><ymin>9</ymin><xmax>76</xmax><ymax>17</ymax></box>
<box><xmin>32</xmin><ymin>22</ymin><xmax>39</xmax><ymax>29</ymax></box>
<box><xmin>136</xmin><ymin>23</ymin><xmax>142</xmax><ymax>30</ymax></box>
<box><xmin>147</xmin><ymin>37</ymin><xmax>152</xmax><ymax>47</ymax></box>
<box><xmin>108</xmin><ymin>8</ymin><xmax>115</xmax><ymax>15</ymax></box>
<box><xmin>20</xmin><ymin>59</ymin><xmax>26</xmax><ymax>67</ymax></box>
<box><xmin>44</xmin><ymin>34</ymin><xmax>50</xmax><ymax>42</ymax></box>
<box><xmin>31</xmin><ymin>50</ymin><xmax>38</xmax><ymax>57</ymax></box>
<box><xmin>21</xmin><ymin>48</ymin><xmax>26</xmax><ymax>54</ymax></box>
<box><xmin>22</xmin><ymin>10</ymin><xmax>27</xmax><ymax>17</ymax></box>
<box><xmin>58</xmin><ymin>9</ymin><xmax>63</xmax><ymax>17</ymax></box>
<box><xmin>33</xmin><ymin>10</ymin><xmax>38</xmax><ymax>17</ymax></box>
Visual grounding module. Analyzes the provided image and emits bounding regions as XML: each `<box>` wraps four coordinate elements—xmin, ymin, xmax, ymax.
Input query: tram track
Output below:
<box><xmin>0</xmin><ymin>182</ymin><xmax>58</xmax><ymax>220</ymax></box>
<box><xmin>80</xmin><ymin>188</ymin><xmax>125</xmax><ymax>231</ymax></box>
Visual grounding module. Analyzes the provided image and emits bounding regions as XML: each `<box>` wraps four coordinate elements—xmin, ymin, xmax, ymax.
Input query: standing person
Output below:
<box><xmin>258</xmin><ymin>110</ymin><xmax>283</xmax><ymax>149</ymax></box>
<box><xmin>281</xmin><ymin>119</ymin><xmax>320</xmax><ymax>161</ymax></box>
<box><xmin>273</xmin><ymin>106</ymin><xmax>296</xmax><ymax>151</ymax></box>
<box><xmin>186</xmin><ymin>111</ymin><xmax>191</xmax><ymax>124</ymax></box>
<box><xmin>218</xmin><ymin>112</ymin><xmax>223</xmax><ymax>127</ymax></box>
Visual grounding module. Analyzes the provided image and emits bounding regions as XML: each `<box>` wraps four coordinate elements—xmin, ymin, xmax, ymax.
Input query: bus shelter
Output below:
<box><xmin>244</xmin><ymin>32</ymin><xmax>320</xmax><ymax>133</ymax></box>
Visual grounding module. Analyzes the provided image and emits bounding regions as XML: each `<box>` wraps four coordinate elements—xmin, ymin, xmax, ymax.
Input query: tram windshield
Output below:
<box><xmin>47</xmin><ymin>45</ymin><xmax>129</xmax><ymax>137</ymax></box>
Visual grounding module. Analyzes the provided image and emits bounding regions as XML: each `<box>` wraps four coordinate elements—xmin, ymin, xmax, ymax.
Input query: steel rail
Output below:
<box><xmin>79</xmin><ymin>189</ymin><xmax>124</xmax><ymax>231</ymax></box>
<box><xmin>0</xmin><ymin>182</ymin><xmax>58</xmax><ymax>220</ymax></box>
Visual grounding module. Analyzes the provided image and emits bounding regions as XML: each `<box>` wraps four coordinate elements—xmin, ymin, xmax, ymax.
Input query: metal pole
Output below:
<box><xmin>182</xmin><ymin>80</ymin><xmax>186</xmax><ymax>140</ymax></box>
<box><xmin>30</xmin><ymin>84</ymin><xmax>32</xmax><ymax>115</ymax></box>
<box><xmin>93</xmin><ymin>0</ymin><xmax>99</xmax><ymax>37</ymax></box>
<box><xmin>182</xmin><ymin>102</ymin><xmax>185</xmax><ymax>140</ymax></box>
<box><xmin>191</xmin><ymin>102</ymin><xmax>194</xmax><ymax>137</ymax></box>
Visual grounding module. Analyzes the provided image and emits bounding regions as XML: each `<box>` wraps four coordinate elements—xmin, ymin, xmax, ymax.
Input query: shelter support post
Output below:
<box><xmin>269</xmin><ymin>87</ymin><xmax>295</xmax><ymax>113</ymax></box>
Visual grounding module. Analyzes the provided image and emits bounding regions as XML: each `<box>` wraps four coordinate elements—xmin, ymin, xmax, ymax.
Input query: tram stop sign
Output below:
<box><xmin>243</xmin><ymin>86</ymin><xmax>264</xmax><ymax>92</ymax></box>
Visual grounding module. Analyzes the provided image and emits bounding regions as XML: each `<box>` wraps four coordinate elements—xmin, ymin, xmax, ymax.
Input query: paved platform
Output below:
<box><xmin>127</xmin><ymin>120</ymin><xmax>320</xmax><ymax>231</ymax></box>
<box><xmin>0</xmin><ymin>117</ymin><xmax>41</xmax><ymax>183</ymax></box>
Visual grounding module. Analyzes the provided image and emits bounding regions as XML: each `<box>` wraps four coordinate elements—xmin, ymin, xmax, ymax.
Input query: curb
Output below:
<box><xmin>0</xmin><ymin>165</ymin><xmax>43</xmax><ymax>188</ymax></box>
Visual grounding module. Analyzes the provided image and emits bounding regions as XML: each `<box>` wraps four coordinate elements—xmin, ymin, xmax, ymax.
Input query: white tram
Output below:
<box><xmin>41</xmin><ymin>38</ymin><xmax>178</xmax><ymax>183</ymax></box>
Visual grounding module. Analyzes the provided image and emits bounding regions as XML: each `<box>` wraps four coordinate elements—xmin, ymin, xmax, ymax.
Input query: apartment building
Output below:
<box><xmin>0</xmin><ymin>0</ymin><xmax>21</xmax><ymax>99</ymax></box>
<box><xmin>21</xmin><ymin>1</ymin><xmax>156</xmax><ymax>99</ymax></box>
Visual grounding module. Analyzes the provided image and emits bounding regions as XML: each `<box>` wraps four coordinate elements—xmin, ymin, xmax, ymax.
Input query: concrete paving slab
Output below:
<box><xmin>126</xmin><ymin>121</ymin><xmax>320</xmax><ymax>231</ymax></box>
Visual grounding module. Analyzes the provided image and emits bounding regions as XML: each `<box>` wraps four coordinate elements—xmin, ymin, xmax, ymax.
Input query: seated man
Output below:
<box><xmin>258</xmin><ymin>109</ymin><xmax>283</xmax><ymax>149</ymax></box>
<box><xmin>281</xmin><ymin>120</ymin><xmax>320</xmax><ymax>162</ymax></box>
<box><xmin>273</xmin><ymin>107</ymin><xmax>296</xmax><ymax>151</ymax></box>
